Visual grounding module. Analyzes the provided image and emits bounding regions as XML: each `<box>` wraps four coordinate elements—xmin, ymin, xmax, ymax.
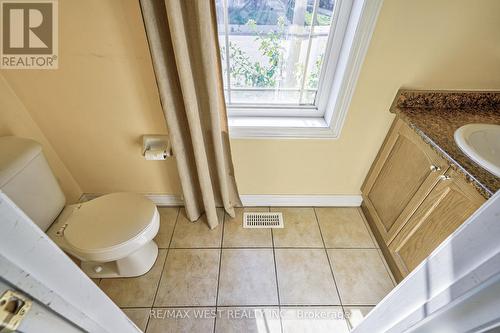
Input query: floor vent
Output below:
<box><xmin>243</xmin><ymin>212</ymin><xmax>284</xmax><ymax>228</ymax></box>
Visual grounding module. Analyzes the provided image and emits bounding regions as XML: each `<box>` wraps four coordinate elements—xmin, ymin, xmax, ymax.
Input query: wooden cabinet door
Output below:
<box><xmin>388</xmin><ymin>169</ymin><xmax>486</xmax><ymax>276</ymax></box>
<box><xmin>362</xmin><ymin>119</ymin><xmax>448</xmax><ymax>243</ymax></box>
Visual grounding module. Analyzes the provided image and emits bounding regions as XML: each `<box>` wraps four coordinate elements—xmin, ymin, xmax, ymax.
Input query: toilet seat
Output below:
<box><xmin>55</xmin><ymin>193</ymin><xmax>159</xmax><ymax>262</ymax></box>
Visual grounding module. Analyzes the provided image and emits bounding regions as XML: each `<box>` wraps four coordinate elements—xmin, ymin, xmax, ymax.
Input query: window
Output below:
<box><xmin>215</xmin><ymin>0</ymin><xmax>382</xmax><ymax>137</ymax></box>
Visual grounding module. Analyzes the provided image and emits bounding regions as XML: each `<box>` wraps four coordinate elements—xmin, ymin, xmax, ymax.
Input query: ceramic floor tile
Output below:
<box><xmin>122</xmin><ymin>308</ymin><xmax>150</xmax><ymax>332</ymax></box>
<box><xmin>170</xmin><ymin>208</ymin><xmax>224</xmax><ymax>248</ymax></box>
<box><xmin>99</xmin><ymin>250</ymin><xmax>167</xmax><ymax>307</ymax></box>
<box><xmin>147</xmin><ymin>308</ymin><xmax>215</xmax><ymax>333</ymax></box>
<box><xmin>154</xmin><ymin>207</ymin><xmax>179</xmax><ymax>248</ymax></box>
<box><xmin>223</xmin><ymin>207</ymin><xmax>272</xmax><ymax>248</ymax></box>
<box><xmin>154</xmin><ymin>249</ymin><xmax>220</xmax><ymax>307</ymax></box>
<box><xmin>275</xmin><ymin>249</ymin><xmax>340</xmax><ymax>305</ymax></box>
<box><xmin>218</xmin><ymin>249</ymin><xmax>278</xmax><ymax>306</ymax></box>
<box><xmin>328</xmin><ymin>249</ymin><xmax>394</xmax><ymax>305</ymax></box>
<box><xmin>343</xmin><ymin>306</ymin><xmax>374</xmax><ymax>330</ymax></box>
<box><xmin>281</xmin><ymin>307</ymin><xmax>349</xmax><ymax>333</ymax></box>
<box><xmin>215</xmin><ymin>307</ymin><xmax>281</xmax><ymax>333</ymax></box>
<box><xmin>316</xmin><ymin>208</ymin><xmax>375</xmax><ymax>248</ymax></box>
<box><xmin>271</xmin><ymin>208</ymin><xmax>323</xmax><ymax>248</ymax></box>
<box><xmin>377</xmin><ymin>249</ymin><xmax>397</xmax><ymax>285</ymax></box>
<box><xmin>358</xmin><ymin>208</ymin><xmax>380</xmax><ymax>249</ymax></box>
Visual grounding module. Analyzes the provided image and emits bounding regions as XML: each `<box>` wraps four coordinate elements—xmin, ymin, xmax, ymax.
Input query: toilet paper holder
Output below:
<box><xmin>142</xmin><ymin>135</ymin><xmax>172</xmax><ymax>160</ymax></box>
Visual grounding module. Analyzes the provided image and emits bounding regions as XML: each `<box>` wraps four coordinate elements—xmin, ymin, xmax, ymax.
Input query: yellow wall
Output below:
<box><xmin>0</xmin><ymin>75</ymin><xmax>82</xmax><ymax>202</ymax></box>
<box><xmin>1</xmin><ymin>0</ymin><xmax>499</xmax><ymax>197</ymax></box>
<box><xmin>1</xmin><ymin>0</ymin><xmax>180</xmax><ymax>197</ymax></box>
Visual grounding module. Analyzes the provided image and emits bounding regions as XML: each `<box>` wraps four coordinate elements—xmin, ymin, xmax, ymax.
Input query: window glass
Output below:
<box><xmin>216</xmin><ymin>0</ymin><xmax>336</xmax><ymax>107</ymax></box>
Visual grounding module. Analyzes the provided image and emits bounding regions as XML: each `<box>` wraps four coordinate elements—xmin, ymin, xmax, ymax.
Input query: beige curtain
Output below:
<box><xmin>139</xmin><ymin>0</ymin><xmax>241</xmax><ymax>229</ymax></box>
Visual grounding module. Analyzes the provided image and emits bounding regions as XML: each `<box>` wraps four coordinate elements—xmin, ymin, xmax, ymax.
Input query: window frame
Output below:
<box><xmin>223</xmin><ymin>0</ymin><xmax>383</xmax><ymax>138</ymax></box>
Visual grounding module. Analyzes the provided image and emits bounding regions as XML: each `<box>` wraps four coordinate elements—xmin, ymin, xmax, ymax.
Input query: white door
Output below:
<box><xmin>352</xmin><ymin>191</ymin><xmax>500</xmax><ymax>333</ymax></box>
<box><xmin>0</xmin><ymin>192</ymin><xmax>141</xmax><ymax>333</ymax></box>
<box><xmin>0</xmin><ymin>278</ymin><xmax>83</xmax><ymax>332</ymax></box>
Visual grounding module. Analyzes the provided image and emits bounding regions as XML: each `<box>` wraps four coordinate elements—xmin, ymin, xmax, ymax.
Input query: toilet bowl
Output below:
<box><xmin>47</xmin><ymin>192</ymin><xmax>160</xmax><ymax>278</ymax></box>
<box><xmin>0</xmin><ymin>136</ymin><xmax>160</xmax><ymax>278</ymax></box>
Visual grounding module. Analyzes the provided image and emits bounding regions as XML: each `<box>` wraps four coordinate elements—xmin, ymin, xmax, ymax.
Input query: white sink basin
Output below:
<box><xmin>454</xmin><ymin>123</ymin><xmax>500</xmax><ymax>177</ymax></box>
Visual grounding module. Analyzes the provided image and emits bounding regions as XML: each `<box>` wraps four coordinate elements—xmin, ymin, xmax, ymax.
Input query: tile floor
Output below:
<box><xmin>96</xmin><ymin>207</ymin><xmax>395</xmax><ymax>332</ymax></box>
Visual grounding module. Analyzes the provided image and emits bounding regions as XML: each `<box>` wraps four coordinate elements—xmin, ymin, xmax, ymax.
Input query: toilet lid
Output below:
<box><xmin>64</xmin><ymin>193</ymin><xmax>156</xmax><ymax>251</ymax></box>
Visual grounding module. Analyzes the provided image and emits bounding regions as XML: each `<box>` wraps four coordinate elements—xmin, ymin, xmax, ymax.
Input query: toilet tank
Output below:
<box><xmin>0</xmin><ymin>136</ymin><xmax>66</xmax><ymax>231</ymax></box>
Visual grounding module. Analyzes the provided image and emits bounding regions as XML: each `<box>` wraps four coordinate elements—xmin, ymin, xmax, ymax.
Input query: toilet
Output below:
<box><xmin>0</xmin><ymin>136</ymin><xmax>160</xmax><ymax>278</ymax></box>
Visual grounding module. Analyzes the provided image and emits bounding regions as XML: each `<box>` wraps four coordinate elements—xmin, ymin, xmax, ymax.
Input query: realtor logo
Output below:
<box><xmin>1</xmin><ymin>0</ymin><xmax>58</xmax><ymax>69</ymax></box>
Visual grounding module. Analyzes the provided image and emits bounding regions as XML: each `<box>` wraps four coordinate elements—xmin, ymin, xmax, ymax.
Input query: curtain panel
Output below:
<box><xmin>139</xmin><ymin>0</ymin><xmax>241</xmax><ymax>229</ymax></box>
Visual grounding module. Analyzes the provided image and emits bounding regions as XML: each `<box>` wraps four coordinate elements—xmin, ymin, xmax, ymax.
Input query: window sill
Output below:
<box><xmin>228</xmin><ymin>116</ymin><xmax>338</xmax><ymax>138</ymax></box>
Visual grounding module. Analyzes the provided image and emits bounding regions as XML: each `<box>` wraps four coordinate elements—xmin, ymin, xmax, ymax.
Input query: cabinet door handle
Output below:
<box><xmin>439</xmin><ymin>175</ymin><xmax>452</xmax><ymax>181</ymax></box>
<box><xmin>430</xmin><ymin>165</ymin><xmax>442</xmax><ymax>172</ymax></box>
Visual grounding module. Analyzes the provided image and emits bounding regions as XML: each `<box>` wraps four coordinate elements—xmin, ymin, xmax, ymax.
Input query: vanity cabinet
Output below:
<box><xmin>388</xmin><ymin>169</ymin><xmax>485</xmax><ymax>275</ymax></box>
<box><xmin>362</xmin><ymin>119</ymin><xmax>448</xmax><ymax>244</ymax></box>
<box><xmin>362</xmin><ymin>118</ymin><xmax>486</xmax><ymax>281</ymax></box>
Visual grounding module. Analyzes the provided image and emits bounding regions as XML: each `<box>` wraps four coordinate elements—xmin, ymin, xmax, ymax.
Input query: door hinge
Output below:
<box><xmin>0</xmin><ymin>290</ymin><xmax>32</xmax><ymax>333</ymax></box>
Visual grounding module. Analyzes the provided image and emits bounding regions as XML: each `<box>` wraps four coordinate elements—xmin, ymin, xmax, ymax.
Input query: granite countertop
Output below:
<box><xmin>390</xmin><ymin>90</ymin><xmax>500</xmax><ymax>198</ymax></box>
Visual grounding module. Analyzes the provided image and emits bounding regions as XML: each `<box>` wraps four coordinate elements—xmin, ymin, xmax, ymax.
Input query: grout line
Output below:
<box><xmin>376</xmin><ymin>248</ymin><xmax>397</xmax><ymax>286</ymax></box>
<box><xmin>120</xmin><ymin>303</ymin><xmax>372</xmax><ymax>309</ymax></box>
<box><xmin>221</xmin><ymin>245</ymin><xmax>278</xmax><ymax>249</ymax></box>
<box><xmin>217</xmin><ymin>304</ymin><xmax>341</xmax><ymax>307</ymax></box>
<box><xmin>148</xmin><ymin>306</ymin><xmax>153</xmax><ymax>332</ymax></box>
<box><xmin>148</xmin><ymin>306</ymin><xmax>217</xmax><ymax>310</ymax></box>
<box><xmin>162</xmin><ymin>246</ymin><xmax>362</xmax><ymax>250</ymax></box>
<box><xmin>213</xmin><ymin>212</ymin><xmax>226</xmax><ymax>333</ymax></box>
<box><xmin>276</xmin><ymin>304</ymin><xmax>343</xmax><ymax>308</ymax></box>
<box><xmin>167</xmin><ymin>247</ymin><xmax>228</xmax><ymax>250</ymax></box>
<box><xmin>356</xmin><ymin>208</ymin><xmax>395</xmax><ymax>285</ymax></box>
<box><xmin>144</xmin><ymin>207</ymin><xmax>180</xmax><ymax>333</ymax></box>
<box><xmin>324</xmin><ymin>247</ymin><xmax>379</xmax><ymax>250</ymax></box>
<box><xmin>271</xmin><ymin>228</ymin><xmax>281</xmax><ymax>305</ymax></box>
<box><xmin>313</xmin><ymin>208</ymin><xmax>344</xmax><ymax>307</ymax></box>
<box><xmin>270</xmin><ymin>207</ymin><xmax>284</xmax><ymax>333</ymax></box>
<box><xmin>159</xmin><ymin>246</ymin><xmax>380</xmax><ymax>250</ymax></box>
<box><xmin>323</xmin><ymin>247</ymin><xmax>381</xmax><ymax>251</ymax></box>
<box><xmin>138</xmin><ymin>303</ymin><xmax>371</xmax><ymax>309</ymax></box>
<box><xmin>166</xmin><ymin>207</ymin><xmax>181</xmax><ymax>249</ymax></box>
<box><xmin>341</xmin><ymin>305</ymin><xmax>353</xmax><ymax>331</ymax></box>
<box><xmin>214</xmin><ymin>305</ymin><xmax>281</xmax><ymax>308</ymax></box>
<box><xmin>357</xmin><ymin>207</ymin><xmax>379</xmax><ymax>249</ymax></box>
<box><xmin>336</xmin><ymin>210</ymin><xmax>394</xmax><ymax>286</ymax></box>
<box><xmin>264</xmin><ymin>245</ymin><xmax>326</xmax><ymax>249</ymax></box>
<box><xmin>144</xmin><ymin>303</ymin><xmax>218</xmax><ymax>308</ymax></box>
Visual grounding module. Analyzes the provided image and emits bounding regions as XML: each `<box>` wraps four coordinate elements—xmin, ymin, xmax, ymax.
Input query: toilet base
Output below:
<box><xmin>81</xmin><ymin>240</ymin><xmax>159</xmax><ymax>278</ymax></box>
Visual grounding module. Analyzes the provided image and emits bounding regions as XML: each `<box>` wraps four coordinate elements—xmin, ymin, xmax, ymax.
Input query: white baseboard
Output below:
<box><xmin>240</xmin><ymin>195</ymin><xmax>362</xmax><ymax>207</ymax></box>
<box><xmin>81</xmin><ymin>193</ymin><xmax>362</xmax><ymax>207</ymax></box>
<box><xmin>142</xmin><ymin>194</ymin><xmax>184</xmax><ymax>206</ymax></box>
<box><xmin>80</xmin><ymin>193</ymin><xmax>184</xmax><ymax>206</ymax></box>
